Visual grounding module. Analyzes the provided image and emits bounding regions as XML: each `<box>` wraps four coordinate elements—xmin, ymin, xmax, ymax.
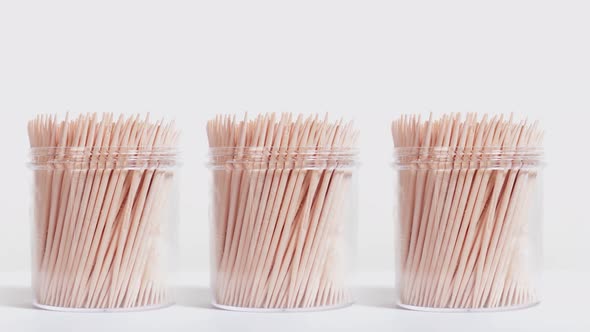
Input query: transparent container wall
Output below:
<box><xmin>30</xmin><ymin>151</ymin><xmax>179</xmax><ymax>312</ymax></box>
<box><xmin>393</xmin><ymin>149</ymin><xmax>543</xmax><ymax>311</ymax></box>
<box><xmin>209</xmin><ymin>152</ymin><xmax>358</xmax><ymax>311</ymax></box>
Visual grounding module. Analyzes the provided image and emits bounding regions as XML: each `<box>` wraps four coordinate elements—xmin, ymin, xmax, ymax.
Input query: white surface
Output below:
<box><xmin>1</xmin><ymin>0</ymin><xmax>589</xmax><ymax>276</ymax></box>
<box><xmin>0</xmin><ymin>271</ymin><xmax>588</xmax><ymax>332</ymax></box>
<box><xmin>1</xmin><ymin>1</ymin><xmax>589</xmax><ymax>330</ymax></box>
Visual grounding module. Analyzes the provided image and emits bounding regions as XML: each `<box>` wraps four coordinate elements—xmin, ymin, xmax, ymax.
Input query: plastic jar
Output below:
<box><xmin>208</xmin><ymin>147</ymin><xmax>358</xmax><ymax>311</ymax></box>
<box><xmin>393</xmin><ymin>146</ymin><xmax>544</xmax><ymax>311</ymax></box>
<box><xmin>29</xmin><ymin>146</ymin><xmax>179</xmax><ymax>311</ymax></box>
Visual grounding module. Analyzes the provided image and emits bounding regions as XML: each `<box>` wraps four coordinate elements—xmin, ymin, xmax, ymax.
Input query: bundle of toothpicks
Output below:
<box><xmin>207</xmin><ymin>113</ymin><xmax>358</xmax><ymax>310</ymax></box>
<box><xmin>392</xmin><ymin>113</ymin><xmax>543</xmax><ymax>310</ymax></box>
<box><xmin>28</xmin><ymin>113</ymin><xmax>179</xmax><ymax>310</ymax></box>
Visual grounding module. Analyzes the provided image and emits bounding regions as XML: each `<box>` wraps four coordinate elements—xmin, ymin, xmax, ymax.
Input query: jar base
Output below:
<box><xmin>397</xmin><ymin>301</ymin><xmax>540</xmax><ymax>313</ymax></box>
<box><xmin>211</xmin><ymin>301</ymin><xmax>353</xmax><ymax>312</ymax></box>
<box><xmin>33</xmin><ymin>301</ymin><xmax>174</xmax><ymax>313</ymax></box>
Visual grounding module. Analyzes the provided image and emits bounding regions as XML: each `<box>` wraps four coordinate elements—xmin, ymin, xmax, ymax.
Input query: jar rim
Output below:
<box><xmin>393</xmin><ymin>146</ymin><xmax>543</xmax><ymax>155</ymax></box>
<box><xmin>207</xmin><ymin>146</ymin><xmax>359</xmax><ymax>170</ymax></box>
<box><xmin>30</xmin><ymin>146</ymin><xmax>179</xmax><ymax>154</ymax></box>
<box><xmin>209</xmin><ymin>146</ymin><xmax>358</xmax><ymax>154</ymax></box>
<box><xmin>393</xmin><ymin>146</ymin><xmax>544</xmax><ymax>169</ymax></box>
<box><xmin>28</xmin><ymin>146</ymin><xmax>180</xmax><ymax>170</ymax></box>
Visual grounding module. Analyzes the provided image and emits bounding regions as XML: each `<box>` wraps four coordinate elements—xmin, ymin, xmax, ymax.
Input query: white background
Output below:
<box><xmin>1</xmin><ymin>0</ymin><xmax>589</xmax><ymax>282</ymax></box>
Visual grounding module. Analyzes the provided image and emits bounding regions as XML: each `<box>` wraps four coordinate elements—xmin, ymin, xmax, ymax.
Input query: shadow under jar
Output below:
<box><xmin>208</xmin><ymin>144</ymin><xmax>358</xmax><ymax>311</ymax></box>
<box><xmin>392</xmin><ymin>116</ymin><xmax>544</xmax><ymax>311</ymax></box>
<box><xmin>28</xmin><ymin>114</ymin><xmax>179</xmax><ymax>312</ymax></box>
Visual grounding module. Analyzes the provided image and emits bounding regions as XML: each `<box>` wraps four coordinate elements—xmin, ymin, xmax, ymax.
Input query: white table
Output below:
<box><xmin>1</xmin><ymin>271</ymin><xmax>587</xmax><ymax>332</ymax></box>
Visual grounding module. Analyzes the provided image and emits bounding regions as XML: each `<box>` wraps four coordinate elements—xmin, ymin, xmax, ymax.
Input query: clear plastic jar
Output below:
<box><xmin>29</xmin><ymin>147</ymin><xmax>179</xmax><ymax>311</ymax></box>
<box><xmin>393</xmin><ymin>147</ymin><xmax>544</xmax><ymax>311</ymax></box>
<box><xmin>208</xmin><ymin>147</ymin><xmax>358</xmax><ymax>311</ymax></box>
